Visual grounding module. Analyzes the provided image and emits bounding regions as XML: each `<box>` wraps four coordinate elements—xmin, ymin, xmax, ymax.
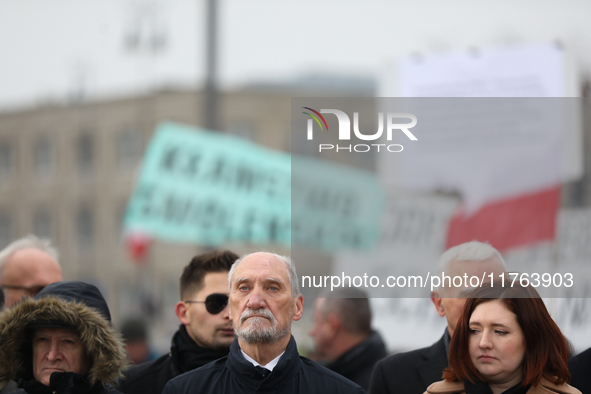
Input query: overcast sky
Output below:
<box><xmin>1</xmin><ymin>0</ymin><xmax>590</xmax><ymax>110</ymax></box>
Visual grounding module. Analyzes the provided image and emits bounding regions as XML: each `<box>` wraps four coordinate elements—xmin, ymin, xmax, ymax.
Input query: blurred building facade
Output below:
<box><xmin>0</xmin><ymin>76</ymin><xmax>375</xmax><ymax>351</ymax></box>
<box><xmin>1</xmin><ymin>83</ymin><xmax>590</xmax><ymax>352</ymax></box>
<box><xmin>0</xmin><ymin>88</ymin><xmax>294</xmax><ymax>341</ymax></box>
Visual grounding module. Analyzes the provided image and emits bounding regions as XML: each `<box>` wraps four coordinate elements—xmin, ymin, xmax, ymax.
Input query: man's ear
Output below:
<box><xmin>292</xmin><ymin>295</ymin><xmax>304</xmax><ymax>321</ymax></box>
<box><xmin>175</xmin><ymin>301</ymin><xmax>190</xmax><ymax>325</ymax></box>
<box><xmin>325</xmin><ymin>313</ymin><xmax>341</xmax><ymax>336</ymax></box>
<box><xmin>431</xmin><ymin>291</ymin><xmax>446</xmax><ymax>317</ymax></box>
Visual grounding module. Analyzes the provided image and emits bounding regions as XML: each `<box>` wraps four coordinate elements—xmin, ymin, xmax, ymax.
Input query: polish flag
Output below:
<box><xmin>378</xmin><ymin>44</ymin><xmax>581</xmax><ymax>253</ymax></box>
<box><xmin>445</xmin><ymin>185</ymin><xmax>561</xmax><ymax>252</ymax></box>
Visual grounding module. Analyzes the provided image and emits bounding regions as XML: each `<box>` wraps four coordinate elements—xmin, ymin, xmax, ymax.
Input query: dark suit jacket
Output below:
<box><xmin>569</xmin><ymin>347</ymin><xmax>591</xmax><ymax>394</ymax></box>
<box><xmin>325</xmin><ymin>331</ymin><xmax>387</xmax><ymax>390</ymax></box>
<box><xmin>369</xmin><ymin>334</ymin><xmax>448</xmax><ymax>394</ymax></box>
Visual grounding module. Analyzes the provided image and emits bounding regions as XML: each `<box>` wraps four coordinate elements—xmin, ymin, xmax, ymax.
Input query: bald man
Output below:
<box><xmin>0</xmin><ymin>235</ymin><xmax>62</xmax><ymax>307</ymax></box>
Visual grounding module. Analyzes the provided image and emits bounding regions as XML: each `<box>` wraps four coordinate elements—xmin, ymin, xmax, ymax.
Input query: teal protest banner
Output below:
<box><xmin>291</xmin><ymin>156</ymin><xmax>386</xmax><ymax>251</ymax></box>
<box><xmin>124</xmin><ymin>122</ymin><xmax>291</xmax><ymax>246</ymax></box>
<box><xmin>124</xmin><ymin>122</ymin><xmax>385</xmax><ymax>250</ymax></box>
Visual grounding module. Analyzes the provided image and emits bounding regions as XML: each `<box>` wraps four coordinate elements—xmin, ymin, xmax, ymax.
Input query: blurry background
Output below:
<box><xmin>1</xmin><ymin>0</ymin><xmax>591</xmax><ymax>356</ymax></box>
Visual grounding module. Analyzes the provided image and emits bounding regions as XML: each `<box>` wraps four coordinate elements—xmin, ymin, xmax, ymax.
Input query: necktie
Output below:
<box><xmin>255</xmin><ymin>366</ymin><xmax>271</xmax><ymax>378</ymax></box>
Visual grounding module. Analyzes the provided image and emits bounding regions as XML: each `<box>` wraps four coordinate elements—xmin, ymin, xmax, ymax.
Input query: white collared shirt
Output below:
<box><xmin>241</xmin><ymin>349</ymin><xmax>285</xmax><ymax>371</ymax></box>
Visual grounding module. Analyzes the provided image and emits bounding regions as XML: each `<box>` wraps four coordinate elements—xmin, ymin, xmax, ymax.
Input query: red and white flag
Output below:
<box><xmin>446</xmin><ymin>185</ymin><xmax>561</xmax><ymax>252</ymax></box>
<box><xmin>379</xmin><ymin>44</ymin><xmax>581</xmax><ymax>252</ymax></box>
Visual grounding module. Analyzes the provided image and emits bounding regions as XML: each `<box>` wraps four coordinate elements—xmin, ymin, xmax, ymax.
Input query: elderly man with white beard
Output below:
<box><xmin>162</xmin><ymin>252</ymin><xmax>365</xmax><ymax>394</ymax></box>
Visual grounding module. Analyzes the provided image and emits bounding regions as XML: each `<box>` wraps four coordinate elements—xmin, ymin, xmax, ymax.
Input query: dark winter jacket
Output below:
<box><xmin>118</xmin><ymin>325</ymin><xmax>229</xmax><ymax>394</ymax></box>
<box><xmin>162</xmin><ymin>336</ymin><xmax>365</xmax><ymax>394</ymax></box>
<box><xmin>369</xmin><ymin>333</ymin><xmax>448</xmax><ymax>394</ymax></box>
<box><xmin>323</xmin><ymin>331</ymin><xmax>387</xmax><ymax>390</ymax></box>
<box><xmin>569</xmin><ymin>347</ymin><xmax>591</xmax><ymax>394</ymax></box>
<box><xmin>0</xmin><ymin>281</ymin><xmax>128</xmax><ymax>394</ymax></box>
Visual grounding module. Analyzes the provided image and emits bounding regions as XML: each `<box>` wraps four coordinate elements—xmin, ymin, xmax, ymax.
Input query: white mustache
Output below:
<box><xmin>240</xmin><ymin>308</ymin><xmax>275</xmax><ymax>323</ymax></box>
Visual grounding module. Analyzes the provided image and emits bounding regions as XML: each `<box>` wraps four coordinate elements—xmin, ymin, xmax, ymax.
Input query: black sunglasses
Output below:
<box><xmin>185</xmin><ymin>293</ymin><xmax>229</xmax><ymax>315</ymax></box>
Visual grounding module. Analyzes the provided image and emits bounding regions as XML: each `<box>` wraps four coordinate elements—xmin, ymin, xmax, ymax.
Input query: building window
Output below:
<box><xmin>34</xmin><ymin>136</ymin><xmax>53</xmax><ymax>178</ymax></box>
<box><xmin>0</xmin><ymin>142</ymin><xmax>13</xmax><ymax>179</ymax></box>
<box><xmin>77</xmin><ymin>133</ymin><xmax>94</xmax><ymax>174</ymax></box>
<box><xmin>117</xmin><ymin>129</ymin><xmax>143</xmax><ymax>169</ymax></box>
<box><xmin>33</xmin><ymin>209</ymin><xmax>52</xmax><ymax>239</ymax></box>
<box><xmin>0</xmin><ymin>212</ymin><xmax>12</xmax><ymax>248</ymax></box>
<box><xmin>76</xmin><ymin>206</ymin><xmax>93</xmax><ymax>249</ymax></box>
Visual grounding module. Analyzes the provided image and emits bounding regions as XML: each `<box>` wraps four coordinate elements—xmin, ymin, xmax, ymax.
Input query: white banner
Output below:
<box><xmin>379</xmin><ymin>44</ymin><xmax>582</xmax><ymax>212</ymax></box>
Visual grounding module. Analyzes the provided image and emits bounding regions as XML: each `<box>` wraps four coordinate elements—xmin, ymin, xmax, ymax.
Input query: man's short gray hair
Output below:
<box><xmin>437</xmin><ymin>241</ymin><xmax>506</xmax><ymax>276</ymax></box>
<box><xmin>228</xmin><ymin>252</ymin><xmax>300</xmax><ymax>297</ymax></box>
<box><xmin>0</xmin><ymin>235</ymin><xmax>59</xmax><ymax>275</ymax></box>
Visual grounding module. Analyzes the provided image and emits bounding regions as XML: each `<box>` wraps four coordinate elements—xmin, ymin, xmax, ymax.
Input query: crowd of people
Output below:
<box><xmin>0</xmin><ymin>235</ymin><xmax>588</xmax><ymax>394</ymax></box>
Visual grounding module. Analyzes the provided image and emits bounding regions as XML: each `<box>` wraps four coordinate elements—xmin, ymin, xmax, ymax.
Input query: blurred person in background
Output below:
<box><xmin>0</xmin><ymin>281</ymin><xmax>127</xmax><ymax>394</ymax></box>
<box><xmin>162</xmin><ymin>252</ymin><xmax>364</xmax><ymax>394</ymax></box>
<box><xmin>370</xmin><ymin>241</ymin><xmax>506</xmax><ymax>394</ymax></box>
<box><xmin>568</xmin><ymin>346</ymin><xmax>591</xmax><ymax>393</ymax></box>
<box><xmin>121</xmin><ymin>318</ymin><xmax>159</xmax><ymax>365</ymax></box>
<box><xmin>118</xmin><ymin>250</ymin><xmax>238</xmax><ymax>394</ymax></box>
<box><xmin>0</xmin><ymin>286</ymin><xmax>18</xmax><ymax>394</ymax></box>
<box><xmin>308</xmin><ymin>287</ymin><xmax>386</xmax><ymax>390</ymax></box>
<box><xmin>0</xmin><ymin>235</ymin><xmax>62</xmax><ymax>307</ymax></box>
<box><xmin>425</xmin><ymin>282</ymin><xmax>580</xmax><ymax>394</ymax></box>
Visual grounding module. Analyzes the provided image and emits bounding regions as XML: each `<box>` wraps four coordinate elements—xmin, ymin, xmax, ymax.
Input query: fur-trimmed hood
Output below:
<box><xmin>0</xmin><ymin>281</ymin><xmax>128</xmax><ymax>387</ymax></box>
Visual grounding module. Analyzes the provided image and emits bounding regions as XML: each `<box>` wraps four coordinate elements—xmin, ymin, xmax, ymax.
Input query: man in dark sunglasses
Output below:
<box><xmin>0</xmin><ymin>235</ymin><xmax>62</xmax><ymax>307</ymax></box>
<box><xmin>119</xmin><ymin>249</ymin><xmax>239</xmax><ymax>394</ymax></box>
<box><xmin>162</xmin><ymin>252</ymin><xmax>364</xmax><ymax>394</ymax></box>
